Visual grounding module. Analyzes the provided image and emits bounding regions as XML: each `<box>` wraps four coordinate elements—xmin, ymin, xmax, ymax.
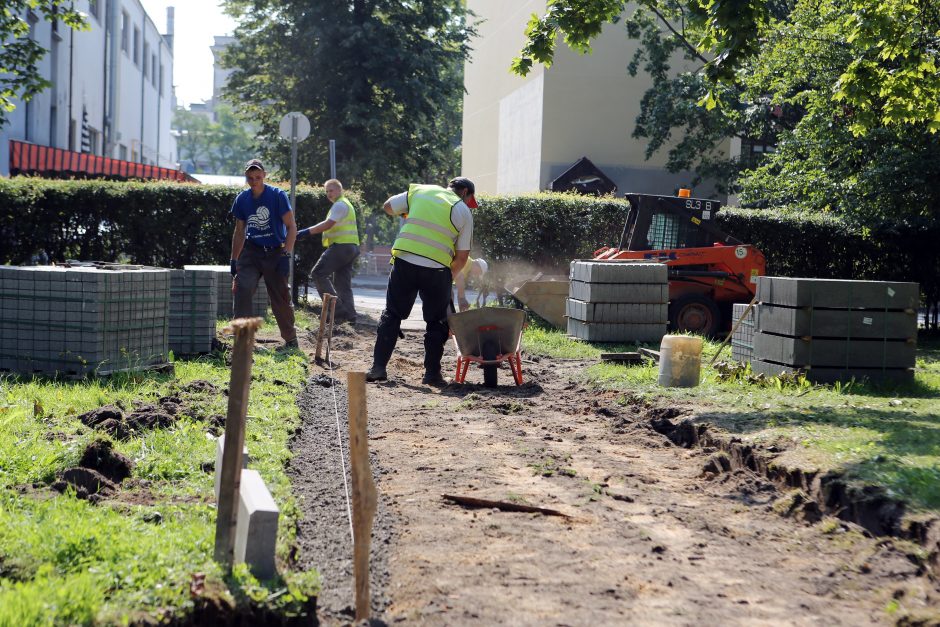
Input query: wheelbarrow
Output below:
<box><xmin>448</xmin><ymin>307</ymin><xmax>527</xmax><ymax>387</ymax></box>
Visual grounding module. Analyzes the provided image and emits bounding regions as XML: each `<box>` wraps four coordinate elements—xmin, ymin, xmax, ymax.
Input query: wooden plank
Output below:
<box><xmin>348</xmin><ymin>372</ymin><xmax>377</xmax><ymax>622</ymax></box>
<box><xmin>639</xmin><ymin>347</ymin><xmax>661</xmax><ymax>362</ymax></box>
<box><xmin>757</xmin><ymin>276</ymin><xmax>920</xmax><ymax>310</ymax></box>
<box><xmin>214</xmin><ymin>317</ymin><xmax>262</xmax><ymax>568</ymax></box>
<box><xmin>600</xmin><ymin>352</ymin><xmax>643</xmax><ymax>363</ymax></box>
<box><xmin>442</xmin><ymin>494</ymin><xmax>572</xmax><ymax>518</ymax></box>
<box><xmin>755</xmin><ymin>304</ymin><xmax>916</xmax><ymax>339</ymax></box>
<box><xmin>754</xmin><ymin>332</ymin><xmax>916</xmax><ymax>368</ymax></box>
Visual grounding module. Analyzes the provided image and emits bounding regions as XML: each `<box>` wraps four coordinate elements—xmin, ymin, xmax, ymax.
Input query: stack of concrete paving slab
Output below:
<box><xmin>731</xmin><ymin>302</ymin><xmax>755</xmax><ymax>363</ymax></box>
<box><xmin>0</xmin><ymin>265</ymin><xmax>170</xmax><ymax>376</ymax></box>
<box><xmin>751</xmin><ymin>276</ymin><xmax>919</xmax><ymax>383</ymax></box>
<box><xmin>183</xmin><ymin>265</ymin><xmax>268</xmax><ymax>319</ymax></box>
<box><xmin>169</xmin><ymin>269</ymin><xmax>217</xmax><ymax>355</ymax></box>
<box><xmin>566</xmin><ymin>261</ymin><xmax>668</xmax><ymax>342</ymax></box>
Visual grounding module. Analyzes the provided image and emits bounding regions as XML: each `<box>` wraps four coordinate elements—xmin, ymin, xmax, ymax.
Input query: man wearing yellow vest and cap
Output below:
<box><xmin>296</xmin><ymin>179</ymin><xmax>360</xmax><ymax>323</ymax></box>
<box><xmin>366</xmin><ymin>177</ymin><xmax>476</xmax><ymax>385</ymax></box>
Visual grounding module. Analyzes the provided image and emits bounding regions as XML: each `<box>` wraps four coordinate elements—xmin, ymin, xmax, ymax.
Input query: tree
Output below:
<box><xmin>219</xmin><ymin>0</ymin><xmax>474</xmax><ymax>206</ymax></box>
<box><xmin>0</xmin><ymin>1</ymin><xmax>86</xmax><ymax>128</ymax></box>
<box><xmin>172</xmin><ymin>104</ymin><xmax>256</xmax><ymax>175</ymax></box>
<box><xmin>512</xmin><ymin>0</ymin><xmax>940</xmax><ymax>135</ymax></box>
<box><xmin>512</xmin><ymin>0</ymin><xmax>940</xmax><ymax>223</ymax></box>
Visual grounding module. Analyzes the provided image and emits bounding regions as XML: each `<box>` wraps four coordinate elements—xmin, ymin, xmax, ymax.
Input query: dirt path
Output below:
<box><xmin>287</xmin><ymin>319</ymin><xmax>938</xmax><ymax>626</ymax></box>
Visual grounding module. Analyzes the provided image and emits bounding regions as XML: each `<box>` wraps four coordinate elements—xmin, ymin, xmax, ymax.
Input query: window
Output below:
<box><xmin>119</xmin><ymin>144</ymin><xmax>127</xmax><ymax>160</ymax></box>
<box><xmin>143</xmin><ymin>42</ymin><xmax>149</xmax><ymax>77</ymax></box>
<box><xmin>88</xmin><ymin>128</ymin><xmax>100</xmax><ymax>154</ymax></box>
<box><xmin>133</xmin><ymin>26</ymin><xmax>140</xmax><ymax>66</ymax></box>
<box><xmin>121</xmin><ymin>11</ymin><xmax>129</xmax><ymax>53</ymax></box>
<box><xmin>159</xmin><ymin>64</ymin><xmax>164</xmax><ymax>95</ymax></box>
<box><xmin>152</xmin><ymin>54</ymin><xmax>158</xmax><ymax>87</ymax></box>
<box><xmin>89</xmin><ymin>0</ymin><xmax>100</xmax><ymax>21</ymax></box>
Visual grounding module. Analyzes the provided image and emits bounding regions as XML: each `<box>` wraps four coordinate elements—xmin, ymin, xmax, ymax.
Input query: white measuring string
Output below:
<box><xmin>323</xmin><ymin>305</ymin><xmax>355</xmax><ymax>544</ymax></box>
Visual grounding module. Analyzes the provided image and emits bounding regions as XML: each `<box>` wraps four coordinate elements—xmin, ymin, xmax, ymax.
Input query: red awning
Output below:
<box><xmin>9</xmin><ymin>139</ymin><xmax>198</xmax><ymax>183</ymax></box>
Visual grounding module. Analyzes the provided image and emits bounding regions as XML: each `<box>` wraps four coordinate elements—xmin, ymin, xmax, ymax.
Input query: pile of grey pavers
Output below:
<box><xmin>731</xmin><ymin>302</ymin><xmax>755</xmax><ymax>363</ymax></box>
<box><xmin>566</xmin><ymin>260</ymin><xmax>668</xmax><ymax>342</ymax></box>
<box><xmin>183</xmin><ymin>265</ymin><xmax>269</xmax><ymax>319</ymax></box>
<box><xmin>0</xmin><ymin>265</ymin><xmax>170</xmax><ymax>377</ymax></box>
<box><xmin>169</xmin><ymin>270</ymin><xmax>218</xmax><ymax>355</ymax></box>
<box><xmin>750</xmin><ymin>276</ymin><xmax>919</xmax><ymax>383</ymax></box>
<box><xmin>214</xmin><ymin>435</ymin><xmax>279</xmax><ymax>579</ymax></box>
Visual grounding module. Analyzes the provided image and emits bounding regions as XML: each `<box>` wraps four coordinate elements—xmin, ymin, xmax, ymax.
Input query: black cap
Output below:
<box><xmin>449</xmin><ymin>177</ymin><xmax>477</xmax><ymax>208</ymax></box>
<box><xmin>244</xmin><ymin>159</ymin><xmax>265</xmax><ymax>173</ymax></box>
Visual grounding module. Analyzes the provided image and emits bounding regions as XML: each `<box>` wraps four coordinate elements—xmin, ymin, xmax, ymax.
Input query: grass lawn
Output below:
<box><xmin>0</xmin><ymin>310</ymin><xmax>319</xmax><ymax>625</ymax></box>
<box><xmin>523</xmin><ymin>325</ymin><xmax>940</xmax><ymax>512</ymax></box>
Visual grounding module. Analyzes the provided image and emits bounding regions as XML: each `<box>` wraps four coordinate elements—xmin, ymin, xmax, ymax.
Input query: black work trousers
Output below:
<box><xmin>234</xmin><ymin>242</ymin><xmax>296</xmax><ymax>342</ymax></box>
<box><xmin>311</xmin><ymin>243</ymin><xmax>360</xmax><ymax>321</ymax></box>
<box><xmin>372</xmin><ymin>258</ymin><xmax>452</xmax><ymax>376</ymax></box>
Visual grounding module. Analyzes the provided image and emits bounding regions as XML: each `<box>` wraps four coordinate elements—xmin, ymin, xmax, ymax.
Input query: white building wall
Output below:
<box><xmin>0</xmin><ymin>0</ymin><xmax>175</xmax><ymax>175</ymax></box>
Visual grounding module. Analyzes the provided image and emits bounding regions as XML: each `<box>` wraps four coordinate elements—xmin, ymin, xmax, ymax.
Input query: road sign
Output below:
<box><xmin>279</xmin><ymin>112</ymin><xmax>310</xmax><ymax>142</ymax></box>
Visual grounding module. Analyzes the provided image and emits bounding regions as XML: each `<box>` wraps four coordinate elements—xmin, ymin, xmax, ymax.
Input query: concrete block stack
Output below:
<box><xmin>0</xmin><ymin>265</ymin><xmax>170</xmax><ymax>376</ymax></box>
<box><xmin>751</xmin><ymin>277</ymin><xmax>919</xmax><ymax>383</ymax></box>
<box><xmin>183</xmin><ymin>265</ymin><xmax>268</xmax><ymax>319</ymax></box>
<box><xmin>169</xmin><ymin>270</ymin><xmax>218</xmax><ymax>355</ymax></box>
<box><xmin>731</xmin><ymin>303</ymin><xmax>755</xmax><ymax>363</ymax></box>
<box><xmin>566</xmin><ymin>261</ymin><xmax>668</xmax><ymax>342</ymax></box>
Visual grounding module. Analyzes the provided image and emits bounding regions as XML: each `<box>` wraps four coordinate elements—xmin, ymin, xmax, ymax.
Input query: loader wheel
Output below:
<box><xmin>669</xmin><ymin>294</ymin><xmax>721</xmax><ymax>337</ymax></box>
<box><xmin>482</xmin><ymin>340</ymin><xmax>499</xmax><ymax>388</ymax></box>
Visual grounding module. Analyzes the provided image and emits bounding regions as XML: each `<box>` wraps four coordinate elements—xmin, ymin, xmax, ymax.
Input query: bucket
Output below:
<box><xmin>657</xmin><ymin>335</ymin><xmax>702</xmax><ymax>387</ymax></box>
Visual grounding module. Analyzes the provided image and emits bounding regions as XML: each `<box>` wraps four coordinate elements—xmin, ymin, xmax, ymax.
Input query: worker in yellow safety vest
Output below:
<box><xmin>366</xmin><ymin>177</ymin><xmax>477</xmax><ymax>386</ymax></box>
<box><xmin>296</xmin><ymin>178</ymin><xmax>360</xmax><ymax>323</ymax></box>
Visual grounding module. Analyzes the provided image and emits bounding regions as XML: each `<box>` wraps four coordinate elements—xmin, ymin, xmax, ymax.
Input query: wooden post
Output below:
<box><xmin>325</xmin><ymin>295</ymin><xmax>337</xmax><ymax>364</ymax></box>
<box><xmin>316</xmin><ymin>293</ymin><xmax>336</xmax><ymax>362</ymax></box>
<box><xmin>214</xmin><ymin>317</ymin><xmax>262</xmax><ymax>568</ymax></box>
<box><xmin>347</xmin><ymin>372</ymin><xmax>377</xmax><ymax>621</ymax></box>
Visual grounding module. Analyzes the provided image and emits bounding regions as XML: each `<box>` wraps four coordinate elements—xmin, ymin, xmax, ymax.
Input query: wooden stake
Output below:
<box><xmin>347</xmin><ymin>371</ymin><xmax>377</xmax><ymax>622</ymax></box>
<box><xmin>325</xmin><ymin>295</ymin><xmax>337</xmax><ymax>364</ymax></box>
<box><xmin>214</xmin><ymin>317</ymin><xmax>262</xmax><ymax>567</ymax></box>
<box><xmin>316</xmin><ymin>293</ymin><xmax>337</xmax><ymax>362</ymax></box>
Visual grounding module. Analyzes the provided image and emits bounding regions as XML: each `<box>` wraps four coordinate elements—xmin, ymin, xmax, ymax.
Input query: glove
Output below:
<box><xmin>458</xmin><ymin>298</ymin><xmax>470</xmax><ymax>312</ymax></box>
<box><xmin>297</xmin><ymin>227</ymin><xmax>311</xmax><ymax>241</ymax></box>
<box><xmin>230</xmin><ymin>259</ymin><xmax>238</xmax><ymax>277</ymax></box>
<box><xmin>277</xmin><ymin>253</ymin><xmax>291</xmax><ymax>277</ymax></box>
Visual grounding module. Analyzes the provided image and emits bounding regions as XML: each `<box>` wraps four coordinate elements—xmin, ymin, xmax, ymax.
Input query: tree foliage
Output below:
<box><xmin>0</xmin><ymin>1</ymin><xmax>87</xmax><ymax>128</ymax></box>
<box><xmin>219</xmin><ymin>0</ymin><xmax>475</xmax><ymax>208</ymax></box>
<box><xmin>172</xmin><ymin>104</ymin><xmax>256</xmax><ymax>175</ymax></box>
<box><xmin>513</xmin><ymin>0</ymin><xmax>940</xmax><ymax>224</ymax></box>
<box><xmin>513</xmin><ymin>0</ymin><xmax>940</xmax><ymax>134</ymax></box>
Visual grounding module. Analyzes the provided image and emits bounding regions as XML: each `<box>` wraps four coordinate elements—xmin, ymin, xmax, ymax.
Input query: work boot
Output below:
<box><xmin>421</xmin><ymin>371</ymin><xmax>447</xmax><ymax>387</ymax></box>
<box><xmin>365</xmin><ymin>366</ymin><xmax>387</xmax><ymax>382</ymax></box>
<box><xmin>278</xmin><ymin>338</ymin><xmax>299</xmax><ymax>351</ymax></box>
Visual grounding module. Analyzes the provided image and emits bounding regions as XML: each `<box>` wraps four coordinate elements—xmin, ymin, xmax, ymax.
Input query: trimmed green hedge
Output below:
<box><xmin>0</xmin><ymin>177</ymin><xmax>364</xmax><ymax>290</ymax></box>
<box><xmin>2</xmin><ymin>181</ymin><xmax>936</xmax><ymax>326</ymax></box>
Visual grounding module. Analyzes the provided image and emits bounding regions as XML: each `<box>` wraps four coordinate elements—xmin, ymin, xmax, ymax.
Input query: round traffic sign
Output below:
<box><xmin>279</xmin><ymin>112</ymin><xmax>311</xmax><ymax>142</ymax></box>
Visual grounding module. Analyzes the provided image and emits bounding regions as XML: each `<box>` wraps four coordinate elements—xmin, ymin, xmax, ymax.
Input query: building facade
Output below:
<box><xmin>0</xmin><ymin>0</ymin><xmax>177</xmax><ymax>176</ymax></box>
<box><xmin>461</xmin><ymin>1</ymin><xmax>726</xmax><ymax>197</ymax></box>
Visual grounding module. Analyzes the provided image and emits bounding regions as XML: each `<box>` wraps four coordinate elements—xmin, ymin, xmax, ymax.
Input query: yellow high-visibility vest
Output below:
<box><xmin>392</xmin><ymin>184</ymin><xmax>459</xmax><ymax>267</ymax></box>
<box><xmin>322</xmin><ymin>196</ymin><xmax>360</xmax><ymax>247</ymax></box>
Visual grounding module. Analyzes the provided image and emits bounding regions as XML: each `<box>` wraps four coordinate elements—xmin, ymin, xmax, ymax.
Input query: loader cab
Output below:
<box><xmin>622</xmin><ymin>193</ymin><xmax>738</xmax><ymax>252</ymax></box>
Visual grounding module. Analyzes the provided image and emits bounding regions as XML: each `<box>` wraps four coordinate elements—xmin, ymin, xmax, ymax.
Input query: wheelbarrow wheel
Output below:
<box><xmin>482</xmin><ymin>340</ymin><xmax>498</xmax><ymax>388</ymax></box>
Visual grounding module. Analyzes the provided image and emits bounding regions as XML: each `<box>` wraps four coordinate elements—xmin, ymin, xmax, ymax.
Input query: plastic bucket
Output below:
<box><xmin>657</xmin><ymin>335</ymin><xmax>703</xmax><ymax>387</ymax></box>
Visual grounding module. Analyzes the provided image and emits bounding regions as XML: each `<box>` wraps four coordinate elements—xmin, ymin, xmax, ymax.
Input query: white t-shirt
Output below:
<box><xmin>326</xmin><ymin>200</ymin><xmax>350</xmax><ymax>223</ymax></box>
<box><xmin>387</xmin><ymin>191</ymin><xmax>473</xmax><ymax>268</ymax></box>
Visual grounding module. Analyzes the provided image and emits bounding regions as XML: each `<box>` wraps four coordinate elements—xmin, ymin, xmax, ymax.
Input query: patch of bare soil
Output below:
<box><xmin>51</xmin><ymin>438</ymin><xmax>133</xmax><ymax>502</ymax></box>
<box><xmin>287</xmin><ymin>321</ymin><xmax>940</xmax><ymax>626</ymax></box>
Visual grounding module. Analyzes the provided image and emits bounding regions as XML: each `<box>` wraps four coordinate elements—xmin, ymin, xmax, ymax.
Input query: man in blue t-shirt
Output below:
<box><xmin>230</xmin><ymin>159</ymin><xmax>298</xmax><ymax>348</ymax></box>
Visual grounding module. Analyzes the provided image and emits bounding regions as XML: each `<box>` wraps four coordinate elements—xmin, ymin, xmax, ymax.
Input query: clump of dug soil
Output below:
<box><xmin>52</xmin><ymin>438</ymin><xmax>134</xmax><ymax>503</ymax></box>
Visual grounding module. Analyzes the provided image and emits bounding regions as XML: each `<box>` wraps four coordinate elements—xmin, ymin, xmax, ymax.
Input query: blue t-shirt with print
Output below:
<box><xmin>230</xmin><ymin>184</ymin><xmax>292</xmax><ymax>248</ymax></box>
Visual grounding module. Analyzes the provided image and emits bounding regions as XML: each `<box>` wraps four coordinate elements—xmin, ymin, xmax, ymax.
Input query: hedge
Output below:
<box><xmin>0</xmin><ymin>177</ymin><xmax>364</xmax><ymax>294</ymax></box>
<box><xmin>1</xmin><ymin>181</ymin><xmax>936</xmax><ymax>327</ymax></box>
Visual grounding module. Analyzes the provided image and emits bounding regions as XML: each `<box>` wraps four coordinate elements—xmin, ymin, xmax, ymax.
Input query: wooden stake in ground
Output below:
<box><xmin>347</xmin><ymin>371</ymin><xmax>377</xmax><ymax>621</ymax></box>
<box><xmin>316</xmin><ymin>293</ymin><xmax>337</xmax><ymax>362</ymax></box>
<box><xmin>213</xmin><ymin>317</ymin><xmax>262</xmax><ymax>568</ymax></box>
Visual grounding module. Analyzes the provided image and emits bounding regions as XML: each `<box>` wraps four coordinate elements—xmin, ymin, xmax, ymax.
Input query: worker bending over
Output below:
<box><xmin>366</xmin><ymin>178</ymin><xmax>477</xmax><ymax>386</ymax></box>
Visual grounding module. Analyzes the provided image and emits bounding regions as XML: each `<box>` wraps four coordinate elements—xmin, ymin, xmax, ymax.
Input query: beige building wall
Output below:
<box><xmin>462</xmin><ymin>1</ymin><xmax>712</xmax><ymax>197</ymax></box>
